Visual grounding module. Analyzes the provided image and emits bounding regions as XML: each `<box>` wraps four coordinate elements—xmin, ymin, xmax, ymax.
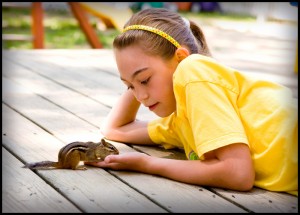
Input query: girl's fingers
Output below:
<box><xmin>84</xmin><ymin>161</ymin><xmax>106</xmax><ymax>167</ymax></box>
<box><xmin>84</xmin><ymin>155</ymin><xmax>125</xmax><ymax>168</ymax></box>
<box><xmin>104</xmin><ymin>154</ymin><xmax>121</xmax><ymax>163</ymax></box>
<box><xmin>85</xmin><ymin>152</ymin><xmax>145</xmax><ymax>170</ymax></box>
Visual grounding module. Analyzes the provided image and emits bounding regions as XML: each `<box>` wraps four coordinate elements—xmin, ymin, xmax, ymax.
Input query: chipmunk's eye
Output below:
<box><xmin>108</xmin><ymin>145</ymin><xmax>115</xmax><ymax>150</ymax></box>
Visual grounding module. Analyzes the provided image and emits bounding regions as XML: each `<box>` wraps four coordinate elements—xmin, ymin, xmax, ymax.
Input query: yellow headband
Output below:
<box><xmin>123</xmin><ymin>25</ymin><xmax>181</xmax><ymax>48</ymax></box>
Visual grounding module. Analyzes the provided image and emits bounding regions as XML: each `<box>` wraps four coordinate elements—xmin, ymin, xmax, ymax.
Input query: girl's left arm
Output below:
<box><xmin>153</xmin><ymin>142</ymin><xmax>255</xmax><ymax>191</ymax></box>
<box><xmin>87</xmin><ymin>142</ymin><xmax>255</xmax><ymax>191</ymax></box>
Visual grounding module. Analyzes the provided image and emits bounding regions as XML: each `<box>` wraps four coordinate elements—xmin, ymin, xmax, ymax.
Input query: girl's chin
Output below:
<box><xmin>153</xmin><ymin>109</ymin><xmax>174</xmax><ymax>118</ymax></box>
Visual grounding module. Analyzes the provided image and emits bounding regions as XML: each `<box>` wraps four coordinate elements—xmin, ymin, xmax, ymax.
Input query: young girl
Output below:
<box><xmin>86</xmin><ymin>8</ymin><xmax>298</xmax><ymax>196</ymax></box>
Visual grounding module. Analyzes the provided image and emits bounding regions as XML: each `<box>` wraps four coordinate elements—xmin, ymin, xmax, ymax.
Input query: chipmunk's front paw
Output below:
<box><xmin>74</xmin><ymin>165</ymin><xmax>87</xmax><ymax>170</ymax></box>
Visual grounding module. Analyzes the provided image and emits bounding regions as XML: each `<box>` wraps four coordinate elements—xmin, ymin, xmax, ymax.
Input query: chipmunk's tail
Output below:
<box><xmin>23</xmin><ymin>161</ymin><xmax>59</xmax><ymax>169</ymax></box>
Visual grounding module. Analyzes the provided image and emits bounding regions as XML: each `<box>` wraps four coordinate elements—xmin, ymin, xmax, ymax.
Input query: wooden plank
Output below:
<box><xmin>213</xmin><ymin>188</ymin><xmax>298</xmax><ymax>213</ymax></box>
<box><xmin>109</xmin><ymin>170</ymin><xmax>246</xmax><ymax>213</ymax></box>
<box><xmin>2</xmin><ymin>51</ymin><xmax>124</xmax><ymax>108</ymax></box>
<box><xmin>2</xmin><ymin>147</ymin><xmax>81</xmax><ymax>213</ymax></box>
<box><xmin>2</xmin><ymin>57</ymin><xmax>110</xmax><ymax>129</ymax></box>
<box><xmin>2</xmin><ymin>77</ymin><xmax>101</xmax><ymax>143</ymax></box>
<box><xmin>3</xmin><ymin>50</ymin><xmax>158</xmax><ymax>121</ymax></box>
<box><xmin>132</xmin><ymin>145</ymin><xmax>187</xmax><ymax>160</ymax></box>
<box><xmin>6</xmin><ymin>49</ymin><xmax>120</xmax><ymax>75</ymax></box>
<box><xmin>2</xmin><ymin>50</ymin><xmax>122</xmax><ymax>95</ymax></box>
<box><xmin>54</xmin><ymin>49</ymin><xmax>120</xmax><ymax>76</ymax></box>
<box><xmin>2</xmin><ymin>104</ymin><xmax>166</xmax><ymax>213</ymax></box>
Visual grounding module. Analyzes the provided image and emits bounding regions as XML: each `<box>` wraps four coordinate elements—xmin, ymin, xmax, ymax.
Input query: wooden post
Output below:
<box><xmin>31</xmin><ymin>2</ymin><xmax>44</xmax><ymax>49</ymax></box>
<box><xmin>68</xmin><ymin>2</ymin><xmax>103</xmax><ymax>49</ymax></box>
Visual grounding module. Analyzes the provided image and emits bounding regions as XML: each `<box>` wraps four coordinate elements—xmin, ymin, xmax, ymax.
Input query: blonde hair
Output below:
<box><xmin>113</xmin><ymin>8</ymin><xmax>211</xmax><ymax>60</ymax></box>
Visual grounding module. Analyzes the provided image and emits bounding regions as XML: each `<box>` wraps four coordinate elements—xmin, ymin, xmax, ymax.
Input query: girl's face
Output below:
<box><xmin>114</xmin><ymin>45</ymin><xmax>178</xmax><ymax>117</ymax></box>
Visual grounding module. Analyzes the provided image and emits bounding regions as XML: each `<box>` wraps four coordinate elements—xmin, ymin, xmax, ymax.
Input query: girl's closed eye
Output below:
<box><xmin>141</xmin><ymin>77</ymin><xmax>150</xmax><ymax>85</ymax></box>
<box><xmin>125</xmin><ymin>77</ymin><xmax>150</xmax><ymax>90</ymax></box>
<box><xmin>127</xmin><ymin>85</ymin><xmax>134</xmax><ymax>90</ymax></box>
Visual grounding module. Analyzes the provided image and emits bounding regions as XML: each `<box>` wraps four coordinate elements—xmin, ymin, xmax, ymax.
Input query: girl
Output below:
<box><xmin>86</xmin><ymin>8</ymin><xmax>298</xmax><ymax>196</ymax></box>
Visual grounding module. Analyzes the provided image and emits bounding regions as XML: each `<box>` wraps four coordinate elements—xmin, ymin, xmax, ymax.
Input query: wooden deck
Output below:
<box><xmin>2</xmin><ymin>49</ymin><xmax>298</xmax><ymax>213</ymax></box>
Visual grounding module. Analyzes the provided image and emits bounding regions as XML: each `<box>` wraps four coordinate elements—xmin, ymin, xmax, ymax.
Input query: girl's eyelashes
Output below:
<box><xmin>141</xmin><ymin>77</ymin><xmax>150</xmax><ymax>85</ymax></box>
<box><xmin>125</xmin><ymin>77</ymin><xmax>150</xmax><ymax>90</ymax></box>
<box><xmin>127</xmin><ymin>85</ymin><xmax>134</xmax><ymax>90</ymax></box>
<box><xmin>123</xmin><ymin>81</ymin><xmax>133</xmax><ymax>90</ymax></box>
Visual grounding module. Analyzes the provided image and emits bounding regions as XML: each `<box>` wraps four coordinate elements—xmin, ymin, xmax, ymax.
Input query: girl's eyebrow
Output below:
<box><xmin>120</xmin><ymin>67</ymin><xmax>148</xmax><ymax>81</ymax></box>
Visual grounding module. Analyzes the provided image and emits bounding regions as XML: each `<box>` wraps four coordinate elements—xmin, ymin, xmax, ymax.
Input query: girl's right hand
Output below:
<box><xmin>85</xmin><ymin>152</ymin><xmax>150</xmax><ymax>172</ymax></box>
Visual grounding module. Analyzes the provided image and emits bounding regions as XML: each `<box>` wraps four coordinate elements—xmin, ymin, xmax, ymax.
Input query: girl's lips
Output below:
<box><xmin>148</xmin><ymin>103</ymin><xmax>158</xmax><ymax>111</ymax></box>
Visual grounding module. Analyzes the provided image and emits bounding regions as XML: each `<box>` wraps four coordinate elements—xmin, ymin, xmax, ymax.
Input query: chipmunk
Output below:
<box><xmin>23</xmin><ymin>138</ymin><xmax>119</xmax><ymax>170</ymax></box>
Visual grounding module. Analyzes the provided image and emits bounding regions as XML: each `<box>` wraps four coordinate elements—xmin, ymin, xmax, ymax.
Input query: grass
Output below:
<box><xmin>2</xmin><ymin>7</ymin><xmax>256</xmax><ymax>50</ymax></box>
<box><xmin>2</xmin><ymin>7</ymin><xmax>120</xmax><ymax>49</ymax></box>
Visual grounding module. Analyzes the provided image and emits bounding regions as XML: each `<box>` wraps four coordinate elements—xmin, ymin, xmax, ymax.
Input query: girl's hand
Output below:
<box><xmin>85</xmin><ymin>152</ymin><xmax>150</xmax><ymax>172</ymax></box>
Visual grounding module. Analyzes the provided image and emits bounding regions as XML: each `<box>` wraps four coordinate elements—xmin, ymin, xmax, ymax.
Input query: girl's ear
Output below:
<box><xmin>175</xmin><ymin>47</ymin><xmax>190</xmax><ymax>62</ymax></box>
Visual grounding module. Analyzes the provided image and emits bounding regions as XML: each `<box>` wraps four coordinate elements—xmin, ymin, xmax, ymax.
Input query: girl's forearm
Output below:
<box><xmin>101</xmin><ymin>90</ymin><xmax>153</xmax><ymax>144</ymax></box>
<box><xmin>101</xmin><ymin>90</ymin><xmax>140</xmax><ymax>133</ymax></box>
<box><xmin>145</xmin><ymin>156</ymin><xmax>254</xmax><ymax>191</ymax></box>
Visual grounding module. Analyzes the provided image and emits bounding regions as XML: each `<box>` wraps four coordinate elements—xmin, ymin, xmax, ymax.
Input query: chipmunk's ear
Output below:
<box><xmin>101</xmin><ymin>138</ymin><xmax>111</xmax><ymax>147</ymax></box>
<box><xmin>175</xmin><ymin>47</ymin><xmax>190</xmax><ymax>63</ymax></box>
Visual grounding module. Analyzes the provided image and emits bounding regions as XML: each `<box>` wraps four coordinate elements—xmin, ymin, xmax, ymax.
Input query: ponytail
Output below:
<box><xmin>190</xmin><ymin>20</ymin><xmax>212</xmax><ymax>57</ymax></box>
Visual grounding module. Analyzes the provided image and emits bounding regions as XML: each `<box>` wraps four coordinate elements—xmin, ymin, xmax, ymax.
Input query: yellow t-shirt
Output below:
<box><xmin>148</xmin><ymin>54</ymin><xmax>298</xmax><ymax>196</ymax></box>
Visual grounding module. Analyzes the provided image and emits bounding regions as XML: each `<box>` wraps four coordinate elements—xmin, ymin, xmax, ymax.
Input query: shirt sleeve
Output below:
<box><xmin>147</xmin><ymin>114</ymin><xmax>183</xmax><ymax>149</ymax></box>
<box><xmin>185</xmin><ymin>81</ymin><xmax>249</xmax><ymax>158</ymax></box>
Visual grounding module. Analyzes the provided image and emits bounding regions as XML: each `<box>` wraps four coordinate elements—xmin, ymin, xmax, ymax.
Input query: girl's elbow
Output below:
<box><xmin>100</xmin><ymin>126</ymin><xmax>115</xmax><ymax>140</ymax></box>
<box><xmin>237</xmin><ymin>176</ymin><xmax>254</xmax><ymax>191</ymax></box>
<box><xmin>100</xmin><ymin>125</ymin><xmax>128</xmax><ymax>143</ymax></box>
<box><xmin>100</xmin><ymin>126</ymin><xmax>108</xmax><ymax>137</ymax></box>
<box><xmin>222</xmin><ymin>160</ymin><xmax>255</xmax><ymax>191</ymax></box>
<box><xmin>233</xmin><ymin>167</ymin><xmax>255</xmax><ymax>191</ymax></box>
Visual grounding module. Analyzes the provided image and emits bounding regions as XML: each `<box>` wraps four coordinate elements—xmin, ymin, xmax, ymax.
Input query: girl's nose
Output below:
<box><xmin>135</xmin><ymin>89</ymin><xmax>149</xmax><ymax>102</ymax></box>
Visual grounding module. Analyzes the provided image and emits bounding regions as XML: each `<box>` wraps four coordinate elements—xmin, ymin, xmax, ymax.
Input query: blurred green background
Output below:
<box><xmin>2</xmin><ymin>2</ymin><xmax>297</xmax><ymax>49</ymax></box>
<box><xmin>2</xmin><ymin>5</ymin><xmax>119</xmax><ymax>49</ymax></box>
